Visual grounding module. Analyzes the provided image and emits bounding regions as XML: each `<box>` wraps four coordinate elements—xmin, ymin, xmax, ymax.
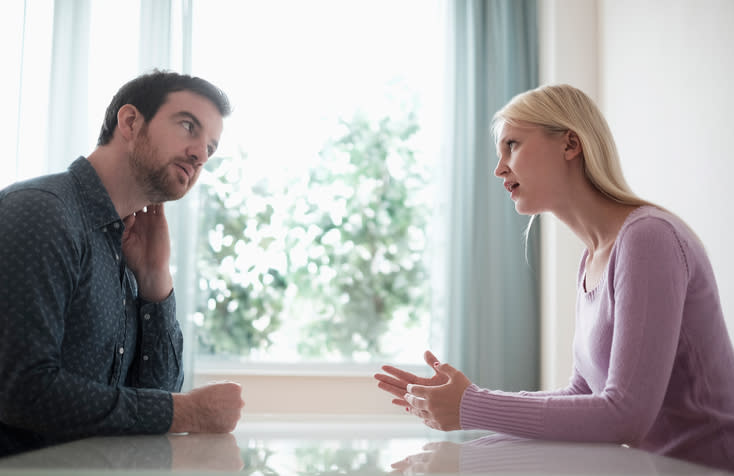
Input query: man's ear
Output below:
<box><xmin>563</xmin><ymin>130</ymin><xmax>583</xmax><ymax>161</ymax></box>
<box><xmin>116</xmin><ymin>104</ymin><xmax>142</xmax><ymax>141</ymax></box>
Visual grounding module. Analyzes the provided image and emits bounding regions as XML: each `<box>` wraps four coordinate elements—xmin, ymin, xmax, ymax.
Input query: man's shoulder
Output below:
<box><xmin>0</xmin><ymin>169</ymin><xmax>83</xmax><ymax>230</ymax></box>
<box><xmin>1</xmin><ymin>169</ymin><xmax>77</xmax><ymax>202</ymax></box>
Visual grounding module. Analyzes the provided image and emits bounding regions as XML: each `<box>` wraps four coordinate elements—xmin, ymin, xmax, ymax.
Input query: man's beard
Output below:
<box><xmin>129</xmin><ymin>126</ymin><xmax>189</xmax><ymax>203</ymax></box>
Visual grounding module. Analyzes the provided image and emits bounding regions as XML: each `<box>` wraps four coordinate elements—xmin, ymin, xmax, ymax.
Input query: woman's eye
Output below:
<box><xmin>506</xmin><ymin>140</ymin><xmax>517</xmax><ymax>151</ymax></box>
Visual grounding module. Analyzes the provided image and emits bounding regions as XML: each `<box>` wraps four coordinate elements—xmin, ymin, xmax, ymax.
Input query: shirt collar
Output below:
<box><xmin>68</xmin><ymin>157</ymin><xmax>122</xmax><ymax>231</ymax></box>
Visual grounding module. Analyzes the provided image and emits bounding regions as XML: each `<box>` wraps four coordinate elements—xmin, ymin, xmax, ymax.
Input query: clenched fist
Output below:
<box><xmin>169</xmin><ymin>381</ymin><xmax>245</xmax><ymax>434</ymax></box>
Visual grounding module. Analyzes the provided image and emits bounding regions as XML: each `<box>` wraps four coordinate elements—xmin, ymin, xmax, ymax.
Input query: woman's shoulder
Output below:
<box><xmin>615</xmin><ymin>205</ymin><xmax>703</xmax><ymax>275</ymax></box>
<box><xmin>619</xmin><ymin>206</ymin><xmax>696</xmax><ymax>244</ymax></box>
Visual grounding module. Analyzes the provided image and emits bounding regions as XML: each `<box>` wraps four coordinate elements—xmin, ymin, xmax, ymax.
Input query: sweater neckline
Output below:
<box><xmin>581</xmin><ymin>205</ymin><xmax>650</xmax><ymax>299</ymax></box>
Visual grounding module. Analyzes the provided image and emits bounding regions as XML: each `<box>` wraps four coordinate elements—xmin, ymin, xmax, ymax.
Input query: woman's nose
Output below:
<box><xmin>494</xmin><ymin>156</ymin><xmax>508</xmax><ymax>177</ymax></box>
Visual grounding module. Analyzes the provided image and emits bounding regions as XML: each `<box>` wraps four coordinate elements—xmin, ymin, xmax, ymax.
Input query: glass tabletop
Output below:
<box><xmin>0</xmin><ymin>415</ymin><xmax>724</xmax><ymax>475</ymax></box>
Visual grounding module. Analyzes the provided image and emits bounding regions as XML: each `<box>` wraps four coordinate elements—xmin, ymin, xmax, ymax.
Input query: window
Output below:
<box><xmin>188</xmin><ymin>1</ymin><xmax>446</xmax><ymax>371</ymax></box>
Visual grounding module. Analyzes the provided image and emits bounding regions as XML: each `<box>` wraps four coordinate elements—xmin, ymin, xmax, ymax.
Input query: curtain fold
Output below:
<box><xmin>442</xmin><ymin>0</ymin><xmax>540</xmax><ymax>391</ymax></box>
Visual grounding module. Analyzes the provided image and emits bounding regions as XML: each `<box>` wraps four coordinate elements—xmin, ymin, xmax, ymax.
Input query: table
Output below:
<box><xmin>0</xmin><ymin>415</ymin><xmax>726</xmax><ymax>475</ymax></box>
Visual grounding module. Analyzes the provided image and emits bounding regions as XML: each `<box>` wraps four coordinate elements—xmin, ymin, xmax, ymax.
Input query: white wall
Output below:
<box><xmin>539</xmin><ymin>0</ymin><xmax>734</xmax><ymax>389</ymax></box>
<box><xmin>537</xmin><ymin>0</ymin><xmax>595</xmax><ymax>390</ymax></box>
<box><xmin>599</xmin><ymin>0</ymin><xmax>734</xmax><ymax>333</ymax></box>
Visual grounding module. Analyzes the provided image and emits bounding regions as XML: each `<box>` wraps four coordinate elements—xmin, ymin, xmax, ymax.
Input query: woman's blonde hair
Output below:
<box><xmin>492</xmin><ymin>84</ymin><xmax>662</xmax><ymax>244</ymax></box>
<box><xmin>492</xmin><ymin>83</ymin><xmax>653</xmax><ymax>208</ymax></box>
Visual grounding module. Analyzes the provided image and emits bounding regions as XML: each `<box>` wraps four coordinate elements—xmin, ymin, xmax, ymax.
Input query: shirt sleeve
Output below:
<box><xmin>460</xmin><ymin>217</ymin><xmax>688</xmax><ymax>445</ymax></box>
<box><xmin>126</xmin><ymin>287</ymin><xmax>185</xmax><ymax>392</ymax></box>
<box><xmin>0</xmin><ymin>189</ymin><xmax>174</xmax><ymax>441</ymax></box>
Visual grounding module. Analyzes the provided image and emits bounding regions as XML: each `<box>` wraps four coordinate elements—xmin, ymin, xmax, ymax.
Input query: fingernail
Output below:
<box><xmin>405</xmin><ymin>407</ymin><xmax>410</xmax><ymax>412</ymax></box>
<box><xmin>406</xmin><ymin>384</ymin><xmax>413</xmax><ymax>393</ymax></box>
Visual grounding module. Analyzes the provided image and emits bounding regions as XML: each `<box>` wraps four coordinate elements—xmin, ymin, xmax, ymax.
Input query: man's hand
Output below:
<box><xmin>374</xmin><ymin>350</ymin><xmax>448</xmax><ymax>407</ymax></box>
<box><xmin>169</xmin><ymin>382</ymin><xmax>245</xmax><ymax>434</ymax></box>
<box><xmin>121</xmin><ymin>204</ymin><xmax>173</xmax><ymax>302</ymax></box>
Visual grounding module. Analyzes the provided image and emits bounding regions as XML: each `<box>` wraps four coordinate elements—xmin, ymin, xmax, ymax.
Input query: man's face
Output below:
<box><xmin>129</xmin><ymin>90</ymin><xmax>224</xmax><ymax>203</ymax></box>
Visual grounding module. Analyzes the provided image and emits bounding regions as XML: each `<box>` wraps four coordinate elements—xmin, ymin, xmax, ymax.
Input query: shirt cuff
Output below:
<box><xmin>139</xmin><ymin>289</ymin><xmax>177</xmax><ymax>330</ymax></box>
<box><xmin>135</xmin><ymin>388</ymin><xmax>174</xmax><ymax>434</ymax></box>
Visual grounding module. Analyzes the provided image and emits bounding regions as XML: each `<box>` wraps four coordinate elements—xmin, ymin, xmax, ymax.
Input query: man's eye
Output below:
<box><xmin>182</xmin><ymin>121</ymin><xmax>193</xmax><ymax>132</ymax></box>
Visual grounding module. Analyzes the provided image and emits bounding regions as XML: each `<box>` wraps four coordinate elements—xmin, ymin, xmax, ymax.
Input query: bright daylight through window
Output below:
<box><xmin>189</xmin><ymin>1</ymin><xmax>445</xmax><ymax>368</ymax></box>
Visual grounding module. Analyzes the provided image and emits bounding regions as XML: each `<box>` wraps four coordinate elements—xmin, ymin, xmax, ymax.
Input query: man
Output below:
<box><xmin>0</xmin><ymin>71</ymin><xmax>244</xmax><ymax>456</ymax></box>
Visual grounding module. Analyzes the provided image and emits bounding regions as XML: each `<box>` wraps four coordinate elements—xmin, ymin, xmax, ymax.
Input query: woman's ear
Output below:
<box><xmin>564</xmin><ymin>130</ymin><xmax>583</xmax><ymax>161</ymax></box>
<box><xmin>116</xmin><ymin>104</ymin><xmax>142</xmax><ymax>141</ymax></box>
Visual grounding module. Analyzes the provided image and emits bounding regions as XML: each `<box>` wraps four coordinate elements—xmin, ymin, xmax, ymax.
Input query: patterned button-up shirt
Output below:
<box><xmin>0</xmin><ymin>157</ymin><xmax>184</xmax><ymax>456</ymax></box>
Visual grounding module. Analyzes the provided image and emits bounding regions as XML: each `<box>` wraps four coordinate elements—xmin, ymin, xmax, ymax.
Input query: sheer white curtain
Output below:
<box><xmin>1</xmin><ymin>0</ymin><xmax>54</xmax><ymax>187</ymax></box>
<box><xmin>4</xmin><ymin>0</ymin><xmax>199</xmax><ymax>388</ymax></box>
<box><xmin>3</xmin><ymin>0</ymin><xmax>541</xmax><ymax>393</ymax></box>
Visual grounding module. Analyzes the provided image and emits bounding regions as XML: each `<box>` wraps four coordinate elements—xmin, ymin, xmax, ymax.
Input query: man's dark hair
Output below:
<box><xmin>97</xmin><ymin>70</ymin><xmax>231</xmax><ymax>146</ymax></box>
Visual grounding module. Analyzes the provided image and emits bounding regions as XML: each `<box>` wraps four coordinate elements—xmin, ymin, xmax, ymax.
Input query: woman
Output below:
<box><xmin>374</xmin><ymin>84</ymin><xmax>734</xmax><ymax>470</ymax></box>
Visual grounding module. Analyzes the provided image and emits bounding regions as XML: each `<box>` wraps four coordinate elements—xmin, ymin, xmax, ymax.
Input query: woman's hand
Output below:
<box><xmin>374</xmin><ymin>350</ymin><xmax>448</xmax><ymax>407</ymax></box>
<box><xmin>403</xmin><ymin>361</ymin><xmax>472</xmax><ymax>431</ymax></box>
<box><xmin>375</xmin><ymin>350</ymin><xmax>473</xmax><ymax>431</ymax></box>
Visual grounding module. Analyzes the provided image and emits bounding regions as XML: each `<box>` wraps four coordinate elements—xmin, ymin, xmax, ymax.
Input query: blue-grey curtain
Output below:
<box><xmin>443</xmin><ymin>0</ymin><xmax>540</xmax><ymax>391</ymax></box>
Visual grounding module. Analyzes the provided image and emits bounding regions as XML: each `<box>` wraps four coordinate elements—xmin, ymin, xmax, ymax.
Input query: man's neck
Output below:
<box><xmin>87</xmin><ymin>147</ymin><xmax>146</xmax><ymax>219</ymax></box>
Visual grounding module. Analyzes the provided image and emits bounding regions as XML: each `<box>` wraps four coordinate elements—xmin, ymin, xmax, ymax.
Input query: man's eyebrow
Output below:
<box><xmin>174</xmin><ymin>111</ymin><xmax>202</xmax><ymax>129</ymax></box>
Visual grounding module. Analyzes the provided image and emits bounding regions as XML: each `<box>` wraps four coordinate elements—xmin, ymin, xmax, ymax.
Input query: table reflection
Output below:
<box><xmin>390</xmin><ymin>433</ymin><xmax>725</xmax><ymax>475</ymax></box>
<box><xmin>0</xmin><ymin>420</ymin><xmax>727</xmax><ymax>475</ymax></box>
<box><xmin>0</xmin><ymin>433</ymin><xmax>243</xmax><ymax>472</ymax></box>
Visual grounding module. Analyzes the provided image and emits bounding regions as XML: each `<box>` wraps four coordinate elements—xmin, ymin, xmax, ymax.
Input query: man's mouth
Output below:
<box><xmin>175</xmin><ymin>162</ymin><xmax>193</xmax><ymax>180</ymax></box>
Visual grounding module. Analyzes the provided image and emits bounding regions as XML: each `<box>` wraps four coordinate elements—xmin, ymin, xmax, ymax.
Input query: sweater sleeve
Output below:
<box><xmin>460</xmin><ymin>217</ymin><xmax>688</xmax><ymax>445</ymax></box>
<box><xmin>517</xmin><ymin>366</ymin><xmax>592</xmax><ymax>398</ymax></box>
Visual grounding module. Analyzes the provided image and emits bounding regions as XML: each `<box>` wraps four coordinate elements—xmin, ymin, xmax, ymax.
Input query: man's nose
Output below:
<box><xmin>187</xmin><ymin>141</ymin><xmax>209</xmax><ymax>166</ymax></box>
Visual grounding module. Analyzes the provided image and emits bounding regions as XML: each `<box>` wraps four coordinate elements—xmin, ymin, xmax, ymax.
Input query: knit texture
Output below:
<box><xmin>459</xmin><ymin>206</ymin><xmax>734</xmax><ymax>470</ymax></box>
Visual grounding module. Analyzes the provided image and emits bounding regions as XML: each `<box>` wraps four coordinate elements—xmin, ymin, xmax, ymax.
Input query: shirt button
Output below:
<box><xmin>122</xmin><ymin>298</ymin><xmax>126</xmax><ymax>306</ymax></box>
<box><xmin>113</xmin><ymin>222</ymin><xmax>120</xmax><ymax>229</ymax></box>
<box><xmin>144</xmin><ymin>313</ymin><xmax>151</xmax><ymax>320</ymax></box>
<box><xmin>118</xmin><ymin>347</ymin><xmax>124</xmax><ymax>355</ymax></box>
<box><xmin>115</xmin><ymin>254</ymin><xmax>120</xmax><ymax>261</ymax></box>
<box><xmin>102</xmin><ymin>227</ymin><xmax>107</xmax><ymax>232</ymax></box>
<box><xmin>143</xmin><ymin>355</ymin><xmax>149</xmax><ymax>361</ymax></box>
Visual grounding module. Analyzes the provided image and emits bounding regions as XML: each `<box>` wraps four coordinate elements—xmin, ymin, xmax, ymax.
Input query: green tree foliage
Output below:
<box><xmin>195</xmin><ymin>110</ymin><xmax>432</xmax><ymax>360</ymax></box>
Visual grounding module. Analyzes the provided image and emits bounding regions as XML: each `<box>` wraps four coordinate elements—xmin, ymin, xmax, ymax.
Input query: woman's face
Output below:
<box><xmin>493</xmin><ymin>121</ymin><xmax>571</xmax><ymax>215</ymax></box>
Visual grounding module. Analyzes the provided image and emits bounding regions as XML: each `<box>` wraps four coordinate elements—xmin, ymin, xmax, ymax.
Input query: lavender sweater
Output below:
<box><xmin>459</xmin><ymin>206</ymin><xmax>734</xmax><ymax>470</ymax></box>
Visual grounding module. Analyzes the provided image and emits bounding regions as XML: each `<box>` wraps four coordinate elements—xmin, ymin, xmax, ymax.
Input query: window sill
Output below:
<box><xmin>193</xmin><ymin>362</ymin><xmax>428</xmax><ymax>415</ymax></box>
